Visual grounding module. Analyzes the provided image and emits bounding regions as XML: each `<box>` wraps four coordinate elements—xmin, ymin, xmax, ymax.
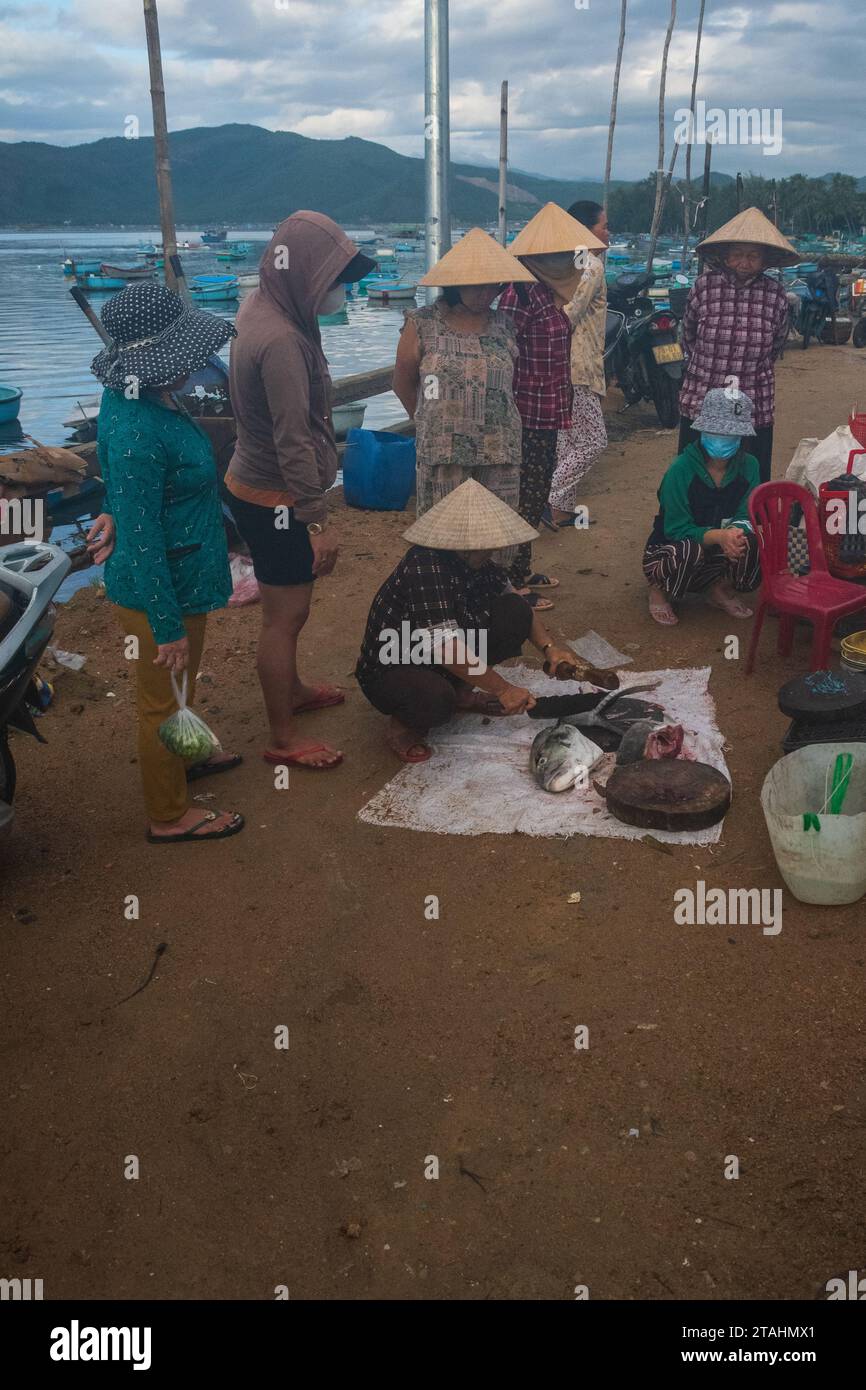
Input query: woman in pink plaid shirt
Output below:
<box><xmin>678</xmin><ymin>208</ymin><xmax>800</xmax><ymax>482</ymax></box>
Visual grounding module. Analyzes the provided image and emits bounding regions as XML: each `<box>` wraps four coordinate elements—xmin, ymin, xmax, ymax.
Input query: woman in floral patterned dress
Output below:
<box><xmin>392</xmin><ymin>230</ymin><xmax>536</xmax><ymax>565</ymax></box>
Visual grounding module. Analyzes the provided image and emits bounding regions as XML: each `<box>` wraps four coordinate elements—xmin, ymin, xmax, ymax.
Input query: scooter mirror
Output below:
<box><xmin>675</xmin><ymin>274</ymin><xmax>689</xmax><ymax>285</ymax></box>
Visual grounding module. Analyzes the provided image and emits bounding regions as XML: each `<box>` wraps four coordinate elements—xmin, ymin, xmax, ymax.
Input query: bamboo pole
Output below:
<box><xmin>604</xmin><ymin>0</ymin><xmax>628</xmax><ymax>214</ymax></box>
<box><xmin>646</xmin><ymin>0</ymin><xmax>677</xmax><ymax>271</ymax></box>
<box><xmin>498</xmin><ymin>81</ymin><xmax>508</xmax><ymax>246</ymax></box>
<box><xmin>142</xmin><ymin>0</ymin><xmax>179</xmax><ymax>293</ymax></box>
<box><xmin>681</xmin><ymin>0</ymin><xmax>707</xmax><ymax>273</ymax></box>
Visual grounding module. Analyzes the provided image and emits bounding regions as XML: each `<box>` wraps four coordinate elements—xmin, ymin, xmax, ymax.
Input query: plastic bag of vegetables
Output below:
<box><xmin>157</xmin><ymin>672</ymin><xmax>220</xmax><ymax>762</ymax></box>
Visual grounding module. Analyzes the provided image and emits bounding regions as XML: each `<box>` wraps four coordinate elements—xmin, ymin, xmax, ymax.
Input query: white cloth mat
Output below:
<box><xmin>358</xmin><ymin>665</ymin><xmax>729</xmax><ymax>843</ymax></box>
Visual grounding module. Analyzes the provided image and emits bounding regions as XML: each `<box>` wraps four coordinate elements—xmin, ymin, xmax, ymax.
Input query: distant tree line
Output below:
<box><xmin>606</xmin><ymin>172</ymin><xmax>866</xmax><ymax>237</ymax></box>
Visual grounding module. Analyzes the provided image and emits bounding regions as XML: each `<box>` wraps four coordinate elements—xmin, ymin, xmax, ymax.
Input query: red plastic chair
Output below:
<box><xmin>745</xmin><ymin>481</ymin><xmax>866</xmax><ymax>674</ymax></box>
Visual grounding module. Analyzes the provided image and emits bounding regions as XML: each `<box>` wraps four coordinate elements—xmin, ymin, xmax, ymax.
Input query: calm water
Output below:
<box><xmin>0</xmin><ymin>229</ymin><xmax>419</xmax><ymax>449</ymax></box>
<box><xmin>0</xmin><ymin>230</ymin><xmax>422</xmax><ymax>596</ymax></box>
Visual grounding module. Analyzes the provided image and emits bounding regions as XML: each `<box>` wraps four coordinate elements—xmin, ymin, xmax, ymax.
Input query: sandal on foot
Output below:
<box><xmin>525</xmin><ymin>573</ymin><xmax>560</xmax><ymax>590</ymax></box>
<box><xmin>292</xmin><ymin>684</ymin><xmax>346</xmax><ymax>715</ymax></box>
<box><xmin>707</xmin><ymin>595</ymin><xmax>753</xmax><ymax>619</ymax></box>
<box><xmin>386</xmin><ymin>736</ymin><xmax>432</xmax><ymax>763</ymax></box>
<box><xmin>649</xmin><ymin>599</ymin><xmax>678</xmax><ymax>627</ymax></box>
<box><xmin>539</xmin><ymin>505</ymin><xmax>561</xmax><ymax>533</ymax></box>
<box><xmin>186</xmin><ymin>754</ymin><xmax>243</xmax><ymax>783</ymax></box>
<box><xmin>516</xmin><ymin>590</ymin><xmax>554</xmax><ymax>611</ymax></box>
<box><xmin>262</xmin><ymin>742</ymin><xmax>343</xmax><ymax>770</ymax></box>
<box><xmin>147</xmin><ymin>810</ymin><xmax>245</xmax><ymax>844</ymax></box>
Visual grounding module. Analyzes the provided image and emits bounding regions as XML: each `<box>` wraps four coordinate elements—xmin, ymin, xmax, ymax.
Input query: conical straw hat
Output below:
<box><xmin>403</xmin><ymin>478</ymin><xmax>538</xmax><ymax>550</ymax></box>
<box><xmin>697</xmin><ymin>207</ymin><xmax>800</xmax><ymax>267</ymax></box>
<box><xmin>419</xmin><ymin>228</ymin><xmax>536</xmax><ymax>286</ymax></box>
<box><xmin>508</xmin><ymin>201</ymin><xmax>606</xmax><ymax>256</ymax></box>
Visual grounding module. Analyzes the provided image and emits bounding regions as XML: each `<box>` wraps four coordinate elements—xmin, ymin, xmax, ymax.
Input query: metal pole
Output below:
<box><xmin>142</xmin><ymin>0</ymin><xmax>180</xmax><ymax>294</ymax></box>
<box><xmin>498</xmin><ymin>81</ymin><xmax>508</xmax><ymax>246</ymax></box>
<box><xmin>424</xmin><ymin>0</ymin><xmax>451</xmax><ymax>304</ymax></box>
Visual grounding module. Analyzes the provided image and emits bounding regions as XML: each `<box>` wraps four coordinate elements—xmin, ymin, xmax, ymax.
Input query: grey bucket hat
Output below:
<box><xmin>692</xmin><ymin>386</ymin><xmax>756</xmax><ymax>437</ymax></box>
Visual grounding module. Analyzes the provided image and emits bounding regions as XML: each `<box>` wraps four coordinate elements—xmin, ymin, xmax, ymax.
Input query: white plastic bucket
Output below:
<box><xmin>761</xmin><ymin>744</ymin><xmax>866</xmax><ymax>905</ymax></box>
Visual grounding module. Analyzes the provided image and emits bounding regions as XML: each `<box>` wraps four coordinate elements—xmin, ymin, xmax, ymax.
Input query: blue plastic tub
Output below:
<box><xmin>0</xmin><ymin>386</ymin><xmax>22</xmax><ymax>423</ymax></box>
<box><xmin>342</xmin><ymin>429</ymin><xmax>416</xmax><ymax>511</ymax></box>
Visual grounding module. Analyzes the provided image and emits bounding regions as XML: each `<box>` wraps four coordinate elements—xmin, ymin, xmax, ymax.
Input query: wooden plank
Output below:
<box><xmin>331</xmin><ymin>365</ymin><xmax>394</xmax><ymax>406</ymax></box>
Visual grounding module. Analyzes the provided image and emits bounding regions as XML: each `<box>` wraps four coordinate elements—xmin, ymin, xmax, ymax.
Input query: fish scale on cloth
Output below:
<box><xmin>358</xmin><ymin>665</ymin><xmax>730</xmax><ymax>843</ymax></box>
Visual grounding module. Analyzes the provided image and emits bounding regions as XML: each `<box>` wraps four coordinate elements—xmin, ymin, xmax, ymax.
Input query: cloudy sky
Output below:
<box><xmin>1</xmin><ymin>0</ymin><xmax>862</xmax><ymax>179</ymax></box>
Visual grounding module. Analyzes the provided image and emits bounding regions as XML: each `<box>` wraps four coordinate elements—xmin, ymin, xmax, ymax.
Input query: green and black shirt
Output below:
<box><xmin>648</xmin><ymin>441</ymin><xmax>761</xmax><ymax>547</ymax></box>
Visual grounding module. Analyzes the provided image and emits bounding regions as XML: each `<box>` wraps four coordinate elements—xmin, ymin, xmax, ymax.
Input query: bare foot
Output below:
<box><xmin>149</xmin><ymin>807</ymin><xmax>240</xmax><ymax>839</ymax></box>
<box><xmin>707</xmin><ymin>583</ymin><xmax>753</xmax><ymax>619</ymax></box>
<box><xmin>385</xmin><ymin>717</ymin><xmax>431</xmax><ymax>763</ymax></box>
<box><xmin>648</xmin><ymin>586</ymin><xmax>678</xmax><ymax>626</ymax></box>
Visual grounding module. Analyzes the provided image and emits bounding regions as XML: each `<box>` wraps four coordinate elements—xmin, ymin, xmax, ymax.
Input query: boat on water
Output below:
<box><xmin>190</xmin><ymin>273</ymin><xmax>239</xmax><ymax>303</ymax></box>
<box><xmin>79</xmin><ymin>272</ymin><xmax>150</xmax><ymax>291</ymax></box>
<box><xmin>366</xmin><ymin>280</ymin><xmax>418</xmax><ymax>303</ymax></box>
<box><xmin>99</xmin><ymin>262</ymin><xmax>157</xmax><ymax>281</ymax></box>
<box><xmin>375</xmin><ymin>247</ymin><xmax>397</xmax><ymax>260</ymax></box>
<box><xmin>394</xmin><ymin>242</ymin><xmax>416</xmax><ymax>254</ymax></box>
<box><xmin>61</xmin><ymin>257</ymin><xmax>102</xmax><ymax>276</ymax></box>
<box><xmin>344</xmin><ymin>230</ymin><xmax>377</xmax><ymax>245</ymax></box>
<box><xmin>0</xmin><ymin>386</ymin><xmax>22</xmax><ymax>424</ymax></box>
<box><xmin>235</xmin><ymin>272</ymin><xmax>259</xmax><ymax>288</ymax></box>
<box><xmin>62</xmin><ymin>398</ymin><xmax>100</xmax><ymax>432</ymax></box>
<box><xmin>136</xmin><ymin>243</ymin><xmax>157</xmax><ymax>258</ymax></box>
<box><xmin>201</xmin><ymin>228</ymin><xmax>228</xmax><ymax>244</ymax></box>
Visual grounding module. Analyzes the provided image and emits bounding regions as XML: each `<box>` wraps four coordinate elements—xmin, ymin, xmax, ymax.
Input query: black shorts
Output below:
<box><xmin>227</xmin><ymin>494</ymin><xmax>315</xmax><ymax>586</ymax></box>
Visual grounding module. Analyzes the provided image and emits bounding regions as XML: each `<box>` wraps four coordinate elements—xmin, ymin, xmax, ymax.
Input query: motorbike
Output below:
<box><xmin>605</xmin><ymin>270</ymin><xmax>685</xmax><ymax>428</ymax></box>
<box><xmin>796</xmin><ymin>267</ymin><xmax>840</xmax><ymax>350</ymax></box>
<box><xmin>0</xmin><ymin>542</ymin><xmax>71</xmax><ymax>836</ymax></box>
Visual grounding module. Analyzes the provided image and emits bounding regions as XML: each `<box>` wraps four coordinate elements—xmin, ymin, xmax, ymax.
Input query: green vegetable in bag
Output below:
<box><xmin>158</xmin><ymin>672</ymin><xmax>220</xmax><ymax>762</ymax></box>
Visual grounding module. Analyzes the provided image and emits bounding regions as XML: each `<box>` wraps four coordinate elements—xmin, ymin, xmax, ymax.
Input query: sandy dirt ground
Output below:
<box><xmin>2</xmin><ymin>341</ymin><xmax>866</xmax><ymax>1302</ymax></box>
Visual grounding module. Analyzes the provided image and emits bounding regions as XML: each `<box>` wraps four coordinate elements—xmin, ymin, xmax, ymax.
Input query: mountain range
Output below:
<box><xmin>0</xmin><ymin>123</ymin><xmax>725</xmax><ymax>228</ymax></box>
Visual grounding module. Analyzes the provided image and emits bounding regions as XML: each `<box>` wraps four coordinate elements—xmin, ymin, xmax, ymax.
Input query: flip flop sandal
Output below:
<box><xmin>186</xmin><ymin>754</ymin><xmax>243</xmax><ymax>783</ymax></box>
<box><xmin>147</xmin><ymin>810</ymin><xmax>245</xmax><ymax>844</ymax></box>
<box><xmin>521</xmin><ymin>591</ymin><xmax>554</xmax><ymax>611</ymax></box>
<box><xmin>387</xmin><ymin>739</ymin><xmax>432</xmax><ymax>763</ymax></box>
<box><xmin>539</xmin><ymin>505</ymin><xmax>561</xmax><ymax>533</ymax></box>
<box><xmin>525</xmin><ymin>573</ymin><xmax>560</xmax><ymax>590</ymax></box>
<box><xmin>649</xmin><ymin>602</ymin><xmax>679</xmax><ymax>627</ymax></box>
<box><xmin>707</xmin><ymin>597</ymin><xmax>753</xmax><ymax>619</ymax></box>
<box><xmin>262</xmin><ymin>743</ymin><xmax>344</xmax><ymax>770</ymax></box>
<box><xmin>292</xmin><ymin>684</ymin><xmax>346</xmax><ymax>715</ymax></box>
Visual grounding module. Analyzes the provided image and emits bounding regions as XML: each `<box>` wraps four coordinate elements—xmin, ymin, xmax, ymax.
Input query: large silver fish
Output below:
<box><xmin>530</xmin><ymin>721</ymin><xmax>604</xmax><ymax>794</ymax></box>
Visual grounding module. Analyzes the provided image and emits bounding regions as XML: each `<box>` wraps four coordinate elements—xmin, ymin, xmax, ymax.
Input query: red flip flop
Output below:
<box><xmin>387</xmin><ymin>739</ymin><xmax>432</xmax><ymax>764</ymax></box>
<box><xmin>262</xmin><ymin>743</ymin><xmax>344</xmax><ymax>770</ymax></box>
<box><xmin>292</xmin><ymin>684</ymin><xmax>346</xmax><ymax>715</ymax></box>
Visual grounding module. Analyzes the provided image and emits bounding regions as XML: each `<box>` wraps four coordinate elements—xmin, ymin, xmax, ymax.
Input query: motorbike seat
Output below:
<box><xmin>613</xmin><ymin>270</ymin><xmax>655</xmax><ymax>297</ymax></box>
<box><xmin>605</xmin><ymin>309</ymin><xmax>626</xmax><ymax>351</ymax></box>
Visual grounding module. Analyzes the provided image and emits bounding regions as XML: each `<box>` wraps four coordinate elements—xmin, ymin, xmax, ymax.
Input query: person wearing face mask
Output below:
<box><xmin>392</xmin><ymin>228</ymin><xmax>534</xmax><ymax>559</ymax></box>
<box><xmin>226</xmin><ymin>211</ymin><xmax>375</xmax><ymax>771</ymax></box>
<box><xmin>643</xmin><ymin>388</ymin><xmax>762</xmax><ymax>627</ymax></box>
<box><xmin>499</xmin><ymin>203</ymin><xmax>606</xmax><ymax>604</ymax></box>
<box><xmin>678</xmin><ymin>208</ymin><xmax>799</xmax><ymax>484</ymax></box>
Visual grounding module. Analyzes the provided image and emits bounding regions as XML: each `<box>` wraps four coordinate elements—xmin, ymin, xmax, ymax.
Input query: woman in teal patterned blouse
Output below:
<box><xmin>92</xmin><ymin>283</ymin><xmax>245</xmax><ymax>844</ymax></box>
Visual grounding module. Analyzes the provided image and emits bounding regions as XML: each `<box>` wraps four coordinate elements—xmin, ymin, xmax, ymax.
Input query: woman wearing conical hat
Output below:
<box><xmin>355</xmin><ymin>480</ymin><xmax>575</xmax><ymax>763</ymax></box>
<box><xmin>678</xmin><ymin>207</ymin><xmax>799</xmax><ymax>483</ymax></box>
<box><xmin>392</xmin><ymin>229</ymin><xmax>534</xmax><ymax>568</ymax></box>
<box><xmin>500</xmin><ymin>202</ymin><xmax>606</xmax><ymax>598</ymax></box>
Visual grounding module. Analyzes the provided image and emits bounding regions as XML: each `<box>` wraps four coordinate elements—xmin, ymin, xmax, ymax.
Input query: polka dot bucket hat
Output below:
<box><xmin>90</xmin><ymin>281</ymin><xmax>236</xmax><ymax>391</ymax></box>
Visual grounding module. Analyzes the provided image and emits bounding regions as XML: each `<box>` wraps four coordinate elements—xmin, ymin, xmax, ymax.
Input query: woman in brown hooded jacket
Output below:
<box><xmin>226</xmin><ymin>212</ymin><xmax>373</xmax><ymax>769</ymax></box>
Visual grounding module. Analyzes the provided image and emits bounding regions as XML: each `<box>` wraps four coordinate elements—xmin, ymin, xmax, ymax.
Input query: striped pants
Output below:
<box><xmin>643</xmin><ymin>534</ymin><xmax>761</xmax><ymax>599</ymax></box>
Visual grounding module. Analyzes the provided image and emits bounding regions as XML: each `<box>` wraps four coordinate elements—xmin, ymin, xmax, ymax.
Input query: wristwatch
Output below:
<box><xmin>306</xmin><ymin>522</ymin><xmax>325</xmax><ymax>536</ymax></box>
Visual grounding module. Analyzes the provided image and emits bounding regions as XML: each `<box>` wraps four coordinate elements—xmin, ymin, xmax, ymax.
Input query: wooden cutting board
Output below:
<box><xmin>601</xmin><ymin>760</ymin><xmax>731</xmax><ymax>831</ymax></box>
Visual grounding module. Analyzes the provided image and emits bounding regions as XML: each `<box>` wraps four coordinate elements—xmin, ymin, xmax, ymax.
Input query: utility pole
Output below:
<box><xmin>424</xmin><ymin>0</ymin><xmax>451</xmax><ymax>303</ymax></box>
<box><xmin>142</xmin><ymin>0</ymin><xmax>180</xmax><ymax>294</ymax></box>
<box><xmin>498</xmin><ymin>81</ymin><xmax>508</xmax><ymax>246</ymax></box>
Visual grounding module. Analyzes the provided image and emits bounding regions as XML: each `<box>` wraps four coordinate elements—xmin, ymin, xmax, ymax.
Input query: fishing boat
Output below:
<box><xmin>318</xmin><ymin>307</ymin><xmax>349</xmax><ymax>325</ymax></box>
<box><xmin>375</xmin><ymin>246</ymin><xmax>397</xmax><ymax>260</ymax></box>
<box><xmin>394</xmin><ymin>242</ymin><xmax>416</xmax><ymax>254</ymax></box>
<box><xmin>136</xmin><ymin>243</ymin><xmax>157</xmax><ymax>257</ymax></box>
<box><xmin>61</xmin><ymin>257</ymin><xmax>101</xmax><ymax>276</ymax></box>
<box><xmin>332</xmin><ymin>402</ymin><xmax>366</xmax><ymax>438</ymax></box>
<box><xmin>190</xmin><ymin>274</ymin><xmax>239</xmax><ymax>303</ymax></box>
<box><xmin>236</xmin><ymin>272</ymin><xmax>259</xmax><ymax>288</ymax></box>
<box><xmin>366</xmin><ymin>280</ymin><xmax>418</xmax><ymax>303</ymax></box>
<box><xmin>78</xmin><ymin>272</ymin><xmax>137</xmax><ymax>291</ymax></box>
<box><xmin>201</xmin><ymin>228</ymin><xmax>228</xmax><ymax>244</ymax></box>
<box><xmin>0</xmin><ymin>386</ymin><xmax>22</xmax><ymax>424</ymax></box>
<box><xmin>344</xmin><ymin>230</ymin><xmax>377</xmax><ymax>244</ymax></box>
<box><xmin>99</xmin><ymin>262</ymin><xmax>157</xmax><ymax>281</ymax></box>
